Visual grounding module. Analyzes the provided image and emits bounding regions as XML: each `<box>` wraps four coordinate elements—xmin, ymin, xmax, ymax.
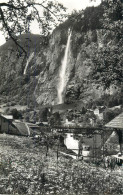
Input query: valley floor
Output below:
<box><xmin>0</xmin><ymin>133</ymin><xmax>122</xmax><ymax>195</ymax></box>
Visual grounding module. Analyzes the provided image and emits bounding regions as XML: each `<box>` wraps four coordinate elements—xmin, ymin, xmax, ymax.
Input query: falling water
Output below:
<box><xmin>57</xmin><ymin>30</ymin><xmax>72</xmax><ymax>104</ymax></box>
<box><xmin>23</xmin><ymin>52</ymin><xmax>34</xmax><ymax>75</ymax></box>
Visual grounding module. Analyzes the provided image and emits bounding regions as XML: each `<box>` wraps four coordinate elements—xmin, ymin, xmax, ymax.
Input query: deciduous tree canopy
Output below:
<box><xmin>0</xmin><ymin>0</ymin><xmax>66</xmax><ymax>55</ymax></box>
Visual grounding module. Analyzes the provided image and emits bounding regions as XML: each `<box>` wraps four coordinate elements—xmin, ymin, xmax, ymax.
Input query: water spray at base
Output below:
<box><xmin>57</xmin><ymin>29</ymin><xmax>72</xmax><ymax>104</ymax></box>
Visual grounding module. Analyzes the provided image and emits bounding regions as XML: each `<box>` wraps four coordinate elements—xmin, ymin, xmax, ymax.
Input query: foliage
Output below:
<box><xmin>92</xmin><ymin>0</ymin><xmax>123</xmax><ymax>88</ymax></box>
<box><xmin>48</xmin><ymin>112</ymin><xmax>61</xmax><ymax>126</ymax></box>
<box><xmin>81</xmin><ymin>107</ymin><xmax>87</xmax><ymax>114</ymax></box>
<box><xmin>0</xmin><ymin>134</ymin><xmax>123</xmax><ymax>195</ymax></box>
<box><xmin>9</xmin><ymin>108</ymin><xmax>23</xmax><ymax>119</ymax></box>
<box><xmin>92</xmin><ymin>45</ymin><xmax>123</xmax><ymax>88</ymax></box>
<box><xmin>103</xmin><ymin>108</ymin><xmax>121</xmax><ymax>123</ymax></box>
<box><xmin>39</xmin><ymin>107</ymin><xmax>49</xmax><ymax>122</ymax></box>
<box><xmin>0</xmin><ymin>0</ymin><xmax>66</xmax><ymax>54</ymax></box>
<box><xmin>57</xmin><ymin>4</ymin><xmax>104</xmax><ymax>33</ymax></box>
<box><xmin>87</xmin><ymin>92</ymin><xmax>123</xmax><ymax>109</ymax></box>
<box><xmin>102</xmin><ymin>0</ymin><xmax>123</xmax><ymax>39</ymax></box>
<box><xmin>57</xmin><ymin>0</ymin><xmax>123</xmax><ymax>89</ymax></box>
<box><xmin>107</xmin><ymin>95</ymin><xmax>122</xmax><ymax>107</ymax></box>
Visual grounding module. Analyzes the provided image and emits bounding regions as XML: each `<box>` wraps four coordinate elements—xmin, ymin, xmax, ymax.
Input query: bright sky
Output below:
<box><xmin>58</xmin><ymin>0</ymin><xmax>101</xmax><ymax>12</ymax></box>
<box><xmin>0</xmin><ymin>0</ymin><xmax>101</xmax><ymax>46</ymax></box>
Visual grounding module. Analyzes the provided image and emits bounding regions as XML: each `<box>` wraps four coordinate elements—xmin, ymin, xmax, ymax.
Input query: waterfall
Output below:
<box><xmin>57</xmin><ymin>30</ymin><xmax>72</xmax><ymax>104</ymax></box>
<box><xmin>23</xmin><ymin>52</ymin><xmax>34</xmax><ymax>75</ymax></box>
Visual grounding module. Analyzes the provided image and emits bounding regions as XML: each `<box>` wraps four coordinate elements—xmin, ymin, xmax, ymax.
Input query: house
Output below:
<box><xmin>42</xmin><ymin>122</ymin><xmax>49</xmax><ymax>126</ymax></box>
<box><xmin>64</xmin><ymin>119</ymin><xmax>76</xmax><ymax>127</ymax></box>
<box><xmin>94</xmin><ymin>106</ymin><xmax>105</xmax><ymax>120</ymax></box>
<box><xmin>0</xmin><ymin>114</ymin><xmax>40</xmax><ymax>136</ymax></box>
<box><xmin>0</xmin><ymin>114</ymin><xmax>13</xmax><ymax>134</ymax></box>
<box><xmin>104</xmin><ymin>131</ymin><xmax>120</xmax><ymax>152</ymax></box>
<box><xmin>11</xmin><ymin>121</ymin><xmax>40</xmax><ymax>136</ymax></box>
<box><xmin>65</xmin><ymin>134</ymin><xmax>102</xmax><ymax>161</ymax></box>
<box><xmin>10</xmin><ymin>121</ymin><xmax>30</xmax><ymax>136</ymax></box>
<box><xmin>26</xmin><ymin>122</ymin><xmax>40</xmax><ymax>135</ymax></box>
<box><xmin>80</xmin><ymin>134</ymin><xmax>102</xmax><ymax>160</ymax></box>
<box><xmin>105</xmin><ymin>112</ymin><xmax>123</xmax><ymax>155</ymax></box>
<box><xmin>104</xmin><ymin>112</ymin><xmax>123</xmax><ymax>164</ymax></box>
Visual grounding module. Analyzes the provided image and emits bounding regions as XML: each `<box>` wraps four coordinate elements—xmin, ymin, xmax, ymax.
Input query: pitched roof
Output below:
<box><xmin>105</xmin><ymin>112</ymin><xmax>123</xmax><ymax>129</ymax></box>
<box><xmin>12</xmin><ymin>121</ymin><xmax>40</xmax><ymax>136</ymax></box>
<box><xmin>105</xmin><ymin>131</ymin><xmax>119</xmax><ymax>145</ymax></box>
<box><xmin>1</xmin><ymin>114</ymin><xmax>13</xmax><ymax>120</ymax></box>
<box><xmin>12</xmin><ymin>121</ymin><xmax>30</xmax><ymax>136</ymax></box>
<box><xmin>26</xmin><ymin>123</ymin><xmax>39</xmax><ymax>128</ymax></box>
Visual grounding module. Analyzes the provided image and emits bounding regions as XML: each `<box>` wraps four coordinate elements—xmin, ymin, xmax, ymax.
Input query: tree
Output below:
<box><xmin>81</xmin><ymin>107</ymin><xmax>87</xmax><ymax>114</ymax></box>
<box><xmin>103</xmin><ymin>108</ymin><xmax>121</xmax><ymax>123</ymax></box>
<box><xmin>39</xmin><ymin>107</ymin><xmax>49</xmax><ymax>122</ymax></box>
<box><xmin>10</xmin><ymin>108</ymin><xmax>23</xmax><ymax>119</ymax></box>
<box><xmin>48</xmin><ymin>112</ymin><xmax>61</xmax><ymax>127</ymax></box>
<box><xmin>91</xmin><ymin>0</ymin><xmax>123</xmax><ymax>88</ymax></box>
<box><xmin>0</xmin><ymin>0</ymin><xmax>66</xmax><ymax>55</ymax></box>
<box><xmin>116</xmin><ymin>129</ymin><xmax>123</xmax><ymax>155</ymax></box>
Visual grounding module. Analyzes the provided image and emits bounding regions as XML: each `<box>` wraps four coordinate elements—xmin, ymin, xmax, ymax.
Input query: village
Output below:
<box><xmin>0</xmin><ymin>0</ymin><xmax>123</xmax><ymax>194</ymax></box>
<box><xmin>0</xmin><ymin>103</ymin><xmax>123</xmax><ymax>194</ymax></box>
<box><xmin>0</xmin><ymin>102</ymin><xmax>122</xmax><ymax>165</ymax></box>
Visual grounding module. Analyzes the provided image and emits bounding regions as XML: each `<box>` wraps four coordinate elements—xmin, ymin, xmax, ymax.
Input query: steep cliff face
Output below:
<box><xmin>0</xmin><ymin>3</ymin><xmax>122</xmax><ymax>107</ymax></box>
<box><xmin>35</xmin><ymin>27</ymin><xmax>122</xmax><ymax>105</ymax></box>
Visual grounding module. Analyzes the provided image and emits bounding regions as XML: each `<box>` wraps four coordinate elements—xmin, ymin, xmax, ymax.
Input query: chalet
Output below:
<box><xmin>0</xmin><ymin>114</ymin><xmax>13</xmax><ymax>134</ymax></box>
<box><xmin>0</xmin><ymin>114</ymin><xmax>40</xmax><ymax>136</ymax></box>
<box><xmin>10</xmin><ymin>121</ymin><xmax>30</xmax><ymax>136</ymax></box>
<box><xmin>11</xmin><ymin>121</ymin><xmax>40</xmax><ymax>136</ymax></box>
<box><xmin>105</xmin><ymin>112</ymin><xmax>123</xmax><ymax>164</ymax></box>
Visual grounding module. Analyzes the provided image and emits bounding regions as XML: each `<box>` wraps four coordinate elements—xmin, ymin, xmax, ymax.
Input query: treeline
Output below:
<box><xmin>57</xmin><ymin>0</ymin><xmax>122</xmax><ymax>33</ymax></box>
<box><xmin>87</xmin><ymin>93</ymin><xmax>122</xmax><ymax>109</ymax></box>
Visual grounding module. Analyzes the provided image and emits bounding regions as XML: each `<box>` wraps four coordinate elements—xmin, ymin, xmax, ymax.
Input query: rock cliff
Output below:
<box><xmin>0</xmin><ymin>2</ymin><xmax>122</xmax><ymax>107</ymax></box>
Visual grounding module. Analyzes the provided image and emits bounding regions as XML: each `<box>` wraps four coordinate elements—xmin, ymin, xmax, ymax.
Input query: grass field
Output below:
<box><xmin>0</xmin><ymin>133</ymin><xmax>122</xmax><ymax>194</ymax></box>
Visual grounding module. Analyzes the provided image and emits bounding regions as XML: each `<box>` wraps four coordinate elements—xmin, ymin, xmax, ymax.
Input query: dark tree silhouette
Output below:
<box><xmin>10</xmin><ymin>108</ymin><xmax>23</xmax><ymax>119</ymax></box>
<box><xmin>116</xmin><ymin>129</ymin><xmax>123</xmax><ymax>155</ymax></box>
<box><xmin>0</xmin><ymin>0</ymin><xmax>66</xmax><ymax>55</ymax></box>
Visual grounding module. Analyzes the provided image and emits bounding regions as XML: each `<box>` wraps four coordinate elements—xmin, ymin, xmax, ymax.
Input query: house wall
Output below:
<box><xmin>0</xmin><ymin>116</ymin><xmax>9</xmax><ymax>133</ymax></box>
<box><xmin>99</xmin><ymin>113</ymin><xmax>103</xmax><ymax>120</ymax></box>
<box><xmin>94</xmin><ymin>108</ymin><xmax>100</xmax><ymax>116</ymax></box>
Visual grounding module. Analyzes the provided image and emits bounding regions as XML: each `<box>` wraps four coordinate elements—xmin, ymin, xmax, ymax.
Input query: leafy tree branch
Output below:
<box><xmin>0</xmin><ymin>0</ymin><xmax>67</xmax><ymax>55</ymax></box>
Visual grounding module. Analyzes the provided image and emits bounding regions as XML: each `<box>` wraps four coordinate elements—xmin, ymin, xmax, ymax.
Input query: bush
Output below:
<box><xmin>103</xmin><ymin>108</ymin><xmax>121</xmax><ymax>123</ymax></box>
<box><xmin>39</xmin><ymin>107</ymin><xmax>49</xmax><ymax>122</ymax></box>
<box><xmin>10</xmin><ymin>109</ymin><xmax>23</xmax><ymax>119</ymax></box>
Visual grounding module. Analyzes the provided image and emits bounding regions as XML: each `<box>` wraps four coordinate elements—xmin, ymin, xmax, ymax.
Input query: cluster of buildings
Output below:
<box><xmin>0</xmin><ymin>109</ymin><xmax>122</xmax><ymax>164</ymax></box>
<box><xmin>64</xmin><ymin>105</ymin><xmax>122</xmax><ymax>128</ymax></box>
<box><xmin>64</xmin><ymin>106</ymin><xmax>105</xmax><ymax>127</ymax></box>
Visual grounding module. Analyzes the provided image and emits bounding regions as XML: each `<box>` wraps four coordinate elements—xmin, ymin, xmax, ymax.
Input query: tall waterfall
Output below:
<box><xmin>57</xmin><ymin>30</ymin><xmax>72</xmax><ymax>104</ymax></box>
<box><xmin>23</xmin><ymin>52</ymin><xmax>34</xmax><ymax>75</ymax></box>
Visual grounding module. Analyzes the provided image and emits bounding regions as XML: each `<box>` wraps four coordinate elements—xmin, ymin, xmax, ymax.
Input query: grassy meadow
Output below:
<box><xmin>0</xmin><ymin>133</ymin><xmax>122</xmax><ymax>195</ymax></box>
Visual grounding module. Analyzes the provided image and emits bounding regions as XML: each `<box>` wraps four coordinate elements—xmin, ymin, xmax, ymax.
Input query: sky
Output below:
<box><xmin>0</xmin><ymin>0</ymin><xmax>101</xmax><ymax>46</ymax></box>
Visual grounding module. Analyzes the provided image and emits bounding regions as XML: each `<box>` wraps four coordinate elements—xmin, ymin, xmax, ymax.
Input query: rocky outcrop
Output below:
<box><xmin>0</xmin><ymin>19</ymin><xmax>122</xmax><ymax>107</ymax></box>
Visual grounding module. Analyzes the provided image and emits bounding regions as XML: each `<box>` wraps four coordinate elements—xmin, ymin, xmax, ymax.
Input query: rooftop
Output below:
<box><xmin>1</xmin><ymin>114</ymin><xmax>13</xmax><ymax>120</ymax></box>
<box><xmin>105</xmin><ymin>112</ymin><xmax>123</xmax><ymax>129</ymax></box>
<box><xmin>12</xmin><ymin>121</ymin><xmax>30</xmax><ymax>136</ymax></box>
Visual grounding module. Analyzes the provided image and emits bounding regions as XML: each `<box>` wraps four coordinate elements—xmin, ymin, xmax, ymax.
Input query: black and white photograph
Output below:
<box><xmin>0</xmin><ymin>0</ymin><xmax>123</xmax><ymax>194</ymax></box>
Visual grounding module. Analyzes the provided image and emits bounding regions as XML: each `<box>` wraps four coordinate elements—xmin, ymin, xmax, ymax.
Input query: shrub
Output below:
<box><xmin>10</xmin><ymin>109</ymin><xmax>23</xmax><ymax>119</ymax></box>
